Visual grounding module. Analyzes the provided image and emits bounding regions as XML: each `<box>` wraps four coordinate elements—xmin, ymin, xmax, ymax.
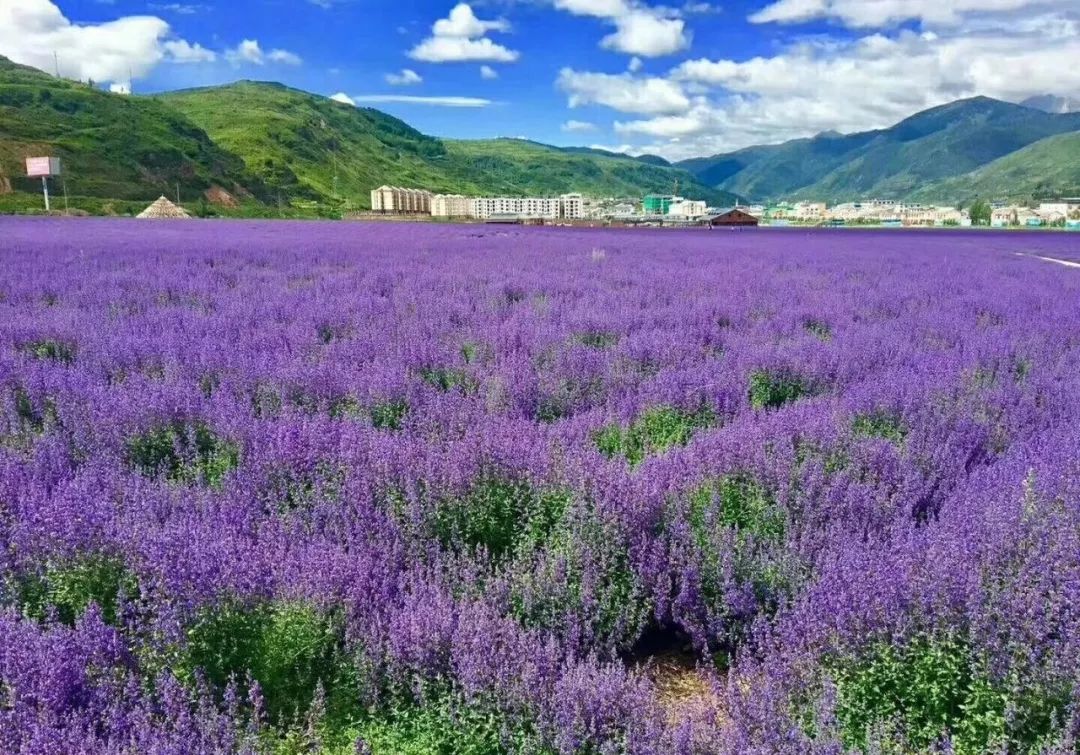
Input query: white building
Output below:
<box><xmin>431</xmin><ymin>194</ymin><xmax>472</xmax><ymax>218</ymax></box>
<box><xmin>668</xmin><ymin>199</ymin><xmax>707</xmax><ymax>218</ymax></box>
<box><xmin>471</xmin><ymin>194</ymin><xmax>583</xmax><ymax>220</ymax></box>
<box><xmin>792</xmin><ymin>202</ymin><xmax>827</xmax><ymax>221</ymax></box>
<box><xmin>371</xmin><ymin>186</ymin><xmax>433</xmax><ymax>214</ymax></box>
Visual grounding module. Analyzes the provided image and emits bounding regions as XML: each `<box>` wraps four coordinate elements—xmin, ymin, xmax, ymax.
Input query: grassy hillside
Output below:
<box><xmin>679</xmin><ymin>97</ymin><xmax>1080</xmax><ymax>203</ymax></box>
<box><xmin>909</xmin><ymin>131</ymin><xmax>1080</xmax><ymax>204</ymax></box>
<box><xmin>0</xmin><ymin>56</ymin><xmax>266</xmax><ymax>205</ymax></box>
<box><xmin>161</xmin><ymin>82</ymin><xmax>737</xmax><ymax>209</ymax></box>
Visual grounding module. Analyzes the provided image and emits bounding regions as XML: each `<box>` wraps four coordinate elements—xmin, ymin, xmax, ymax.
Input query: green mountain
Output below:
<box><xmin>0</xmin><ymin>57</ymin><xmax>736</xmax><ymax>214</ymax></box>
<box><xmin>0</xmin><ymin>56</ymin><xmax>267</xmax><ymax>209</ymax></box>
<box><xmin>158</xmin><ymin>81</ymin><xmax>736</xmax><ymax>208</ymax></box>
<box><xmin>679</xmin><ymin>97</ymin><xmax>1080</xmax><ymax>203</ymax></box>
<box><xmin>910</xmin><ymin>131</ymin><xmax>1080</xmax><ymax>204</ymax></box>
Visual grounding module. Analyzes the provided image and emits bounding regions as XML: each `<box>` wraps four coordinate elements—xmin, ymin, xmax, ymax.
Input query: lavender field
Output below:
<box><xmin>2</xmin><ymin>218</ymin><xmax>1080</xmax><ymax>754</ymax></box>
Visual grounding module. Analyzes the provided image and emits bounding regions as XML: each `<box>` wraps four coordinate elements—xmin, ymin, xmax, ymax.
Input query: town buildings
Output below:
<box><xmin>370</xmin><ymin>186</ymin><xmax>433</xmax><ymax>214</ymax></box>
<box><xmin>430</xmin><ymin>194</ymin><xmax>472</xmax><ymax>218</ymax></box>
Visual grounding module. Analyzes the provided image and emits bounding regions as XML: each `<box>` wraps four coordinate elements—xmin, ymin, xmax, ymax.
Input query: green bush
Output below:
<box><xmin>433</xmin><ymin>477</ymin><xmax>570</xmax><ymax>562</ymax></box>
<box><xmin>15</xmin><ymin>553</ymin><xmax>136</xmax><ymax>626</ymax></box>
<box><xmin>748</xmin><ymin>370</ymin><xmax>813</xmax><ymax>410</ymax></box>
<box><xmin>355</xmin><ymin>691</ymin><xmax>530</xmax><ymax>755</ymax></box>
<box><xmin>126</xmin><ymin>420</ymin><xmax>239</xmax><ymax>487</ymax></box>
<box><xmin>420</xmin><ymin>367</ymin><xmax>476</xmax><ymax>393</ymax></box>
<box><xmin>832</xmin><ymin>633</ymin><xmax>1068</xmax><ymax>753</ymax></box>
<box><xmin>184</xmin><ymin>601</ymin><xmax>348</xmax><ymax>724</ymax></box>
<box><xmin>595</xmin><ymin>404</ymin><xmax>716</xmax><ymax>466</ymax></box>
<box><xmin>22</xmin><ymin>338</ymin><xmax>76</xmax><ymax>364</ymax></box>
<box><xmin>852</xmin><ymin>410</ymin><xmax>908</xmax><ymax>445</ymax></box>
<box><xmin>574</xmin><ymin>331</ymin><xmax>619</xmax><ymax>349</ymax></box>
<box><xmin>803</xmin><ymin>319</ymin><xmax>832</xmax><ymax>341</ymax></box>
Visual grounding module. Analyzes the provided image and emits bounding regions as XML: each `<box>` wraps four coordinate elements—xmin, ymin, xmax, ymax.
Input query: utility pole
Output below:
<box><xmin>54</xmin><ymin>51</ymin><xmax>60</xmax><ymax>78</ymax></box>
<box><xmin>62</xmin><ymin>176</ymin><xmax>69</xmax><ymax>214</ymax></box>
<box><xmin>41</xmin><ymin>177</ymin><xmax>51</xmax><ymax>212</ymax></box>
<box><xmin>176</xmin><ymin>182</ymin><xmax>180</xmax><ymax>205</ymax></box>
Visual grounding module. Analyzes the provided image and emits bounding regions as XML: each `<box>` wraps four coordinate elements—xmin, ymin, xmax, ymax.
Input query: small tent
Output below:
<box><xmin>137</xmin><ymin>196</ymin><xmax>191</xmax><ymax>219</ymax></box>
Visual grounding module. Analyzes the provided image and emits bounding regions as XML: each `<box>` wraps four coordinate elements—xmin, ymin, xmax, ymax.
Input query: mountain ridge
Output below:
<box><xmin>678</xmin><ymin>96</ymin><xmax>1080</xmax><ymax>203</ymax></box>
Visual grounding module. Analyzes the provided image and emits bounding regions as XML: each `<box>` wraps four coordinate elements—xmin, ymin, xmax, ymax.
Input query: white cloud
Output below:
<box><xmin>351</xmin><ymin>95</ymin><xmax>493</xmax><ymax>107</ymax></box>
<box><xmin>600</xmin><ymin>15</ymin><xmax>1080</xmax><ymax>159</ymax></box>
<box><xmin>553</xmin><ymin>0</ymin><xmax>690</xmax><ymax>57</ymax></box>
<box><xmin>409</xmin><ymin>3</ymin><xmax>520</xmax><ymax>62</ymax></box>
<box><xmin>562</xmin><ymin>119</ymin><xmax>598</xmax><ymax>132</ymax></box>
<box><xmin>0</xmin><ymin>0</ymin><xmax>212</xmax><ymax>85</ymax></box>
<box><xmin>628</xmin><ymin>56</ymin><xmax>643</xmax><ymax>71</ymax></box>
<box><xmin>557</xmin><ymin>67</ymin><xmax>690</xmax><ymax>114</ymax></box>
<box><xmin>163</xmin><ymin>39</ymin><xmax>216</xmax><ymax>63</ymax></box>
<box><xmin>225</xmin><ymin>39</ymin><xmax>302</xmax><ymax>66</ymax></box>
<box><xmin>433</xmin><ymin>3</ymin><xmax>510</xmax><ymax>37</ymax></box>
<box><xmin>748</xmin><ymin>0</ymin><xmax>1061</xmax><ymax>28</ymax></box>
<box><xmin>109</xmin><ymin>82</ymin><xmax>131</xmax><ymax>94</ymax></box>
<box><xmin>480</xmin><ymin>64</ymin><xmax>499</xmax><ymax>79</ymax></box>
<box><xmin>330</xmin><ymin>92</ymin><xmax>356</xmax><ymax>105</ymax></box>
<box><xmin>386</xmin><ymin>68</ymin><xmax>423</xmax><ymax>85</ymax></box>
<box><xmin>601</xmin><ymin>10</ymin><xmax>689</xmax><ymax>56</ymax></box>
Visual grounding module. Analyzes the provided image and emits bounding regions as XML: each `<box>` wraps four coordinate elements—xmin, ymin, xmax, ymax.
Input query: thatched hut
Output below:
<box><xmin>137</xmin><ymin>196</ymin><xmax>191</xmax><ymax>219</ymax></box>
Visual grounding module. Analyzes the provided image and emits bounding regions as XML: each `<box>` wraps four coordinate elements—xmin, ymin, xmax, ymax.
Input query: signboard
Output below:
<box><xmin>25</xmin><ymin>157</ymin><xmax>62</xmax><ymax>178</ymax></box>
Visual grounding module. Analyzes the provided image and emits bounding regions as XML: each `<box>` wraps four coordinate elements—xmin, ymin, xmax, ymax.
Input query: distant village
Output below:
<box><xmin>369</xmin><ymin>186</ymin><xmax>1080</xmax><ymax>230</ymax></box>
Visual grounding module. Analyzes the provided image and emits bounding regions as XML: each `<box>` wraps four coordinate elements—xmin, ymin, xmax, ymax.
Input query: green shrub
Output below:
<box><xmin>803</xmin><ymin>319</ymin><xmax>832</xmax><ymax>341</ymax></box>
<box><xmin>356</xmin><ymin>691</ymin><xmax>527</xmax><ymax>755</ymax></box>
<box><xmin>23</xmin><ymin>338</ymin><xmax>76</xmax><ymax>364</ymax></box>
<box><xmin>330</xmin><ymin>396</ymin><xmax>409</xmax><ymax>430</ymax></box>
<box><xmin>433</xmin><ymin>477</ymin><xmax>570</xmax><ymax>562</ymax></box>
<box><xmin>574</xmin><ymin>331</ymin><xmax>619</xmax><ymax>349</ymax></box>
<box><xmin>265</xmin><ymin>461</ymin><xmax>345</xmax><ymax>516</ymax></box>
<box><xmin>748</xmin><ymin>370</ymin><xmax>813</xmax><ymax>410</ymax></box>
<box><xmin>184</xmin><ymin>601</ymin><xmax>347</xmax><ymax>724</ymax></box>
<box><xmin>16</xmin><ymin>553</ymin><xmax>136</xmax><ymax>626</ymax></box>
<box><xmin>832</xmin><ymin>633</ymin><xmax>1068</xmax><ymax>754</ymax></box>
<box><xmin>420</xmin><ymin>367</ymin><xmax>476</xmax><ymax>393</ymax></box>
<box><xmin>595</xmin><ymin>404</ymin><xmax>716</xmax><ymax>466</ymax></box>
<box><xmin>852</xmin><ymin>410</ymin><xmax>908</xmax><ymax>445</ymax></box>
<box><xmin>126</xmin><ymin>420</ymin><xmax>239</xmax><ymax>487</ymax></box>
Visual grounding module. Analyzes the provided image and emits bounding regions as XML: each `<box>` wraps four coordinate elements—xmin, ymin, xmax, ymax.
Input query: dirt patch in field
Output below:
<box><xmin>626</xmin><ymin>625</ymin><xmax>724</xmax><ymax>723</ymax></box>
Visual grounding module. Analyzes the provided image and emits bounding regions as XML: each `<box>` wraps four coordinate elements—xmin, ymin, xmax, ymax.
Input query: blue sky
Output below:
<box><xmin>2</xmin><ymin>0</ymin><xmax>1078</xmax><ymax>159</ymax></box>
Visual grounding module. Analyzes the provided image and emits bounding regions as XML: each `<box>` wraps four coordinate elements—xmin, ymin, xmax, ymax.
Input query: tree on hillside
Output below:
<box><xmin>969</xmin><ymin>199</ymin><xmax>992</xmax><ymax>226</ymax></box>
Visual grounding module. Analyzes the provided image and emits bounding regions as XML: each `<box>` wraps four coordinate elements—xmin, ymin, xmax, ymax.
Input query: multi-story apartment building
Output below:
<box><xmin>471</xmin><ymin>194</ymin><xmax>584</xmax><ymax>220</ymax></box>
<box><xmin>668</xmin><ymin>199</ymin><xmax>707</xmax><ymax>218</ymax></box>
<box><xmin>430</xmin><ymin>194</ymin><xmax>473</xmax><ymax>218</ymax></box>
<box><xmin>370</xmin><ymin>186</ymin><xmax>434</xmax><ymax>214</ymax></box>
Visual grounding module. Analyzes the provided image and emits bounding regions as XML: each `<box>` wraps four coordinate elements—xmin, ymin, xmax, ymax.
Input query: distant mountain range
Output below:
<box><xmin>1021</xmin><ymin>95</ymin><xmax>1080</xmax><ymax>114</ymax></box>
<box><xmin>0</xmin><ymin>56</ymin><xmax>735</xmax><ymax>214</ymax></box>
<box><xmin>677</xmin><ymin>97</ymin><xmax>1080</xmax><ymax>204</ymax></box>
<box><xmin>1</xmin><ymin>53</ymin><xmax>1078</xmax><ymax>214</ymax></box>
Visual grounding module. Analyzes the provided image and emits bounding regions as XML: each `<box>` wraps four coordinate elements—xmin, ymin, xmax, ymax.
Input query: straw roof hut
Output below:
<box><xmin>137</xmin><ymin>196</ymin><xmax>192</xmax><ymax>219</ymax></box>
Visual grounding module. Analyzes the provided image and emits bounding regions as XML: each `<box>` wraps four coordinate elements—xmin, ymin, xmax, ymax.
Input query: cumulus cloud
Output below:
<box><xmin>330</xmin><ymin>92</ymin><xmax>356</xmax><ymax>105</ymax></box>
<box><xmin>599</xmin><ymin>15</ymin><xmax>1080</xmax><ymax>159</ymax></box>
<box><xmin>163</xmin><ymin>39</ymin><xmax>216</xmax><ymax>63</ymax></box>
<box><xmin>557</xmin><ymin>68</ymin><xmax>690</xmax><ymax>115</ymax></box>
<box><xmin>409</xmin><ymin>3</ymin><xmax>520</xmax><ymax>63</ymax></box>
<box><xmin>480</xmin><ymin>64</ymin><xmax>499</xmax><ymax>79</ymax></box>
<box><xmin>225</xmin><ymin>39</ymin><xmax>302</xmax><ymax>66</ymax></box>
<box><xmin>386</xmin><ymin>68</ymin><xmax>423</xmax><ymax>85</ymax></box>
<box><xmin>0</xmin><ymin>0</ymin><xmax>211</xmax><ymax>85</ymax></box>
<box><xmin>748</xmin><ymin>0</ymin><xmax>1062</xmax><ymax>28</ymax></box>
<box><xmin>350</xmin><ymin>94</ymin><xmax>493</xmax><ymax>107</ymax></box>
<box><xmin>109</xmin><ymin>82</ymin><xmax>131</xmax><ymax>94</ymax></box>
<box><xmin>553</xmin><ymin>0</ymin><xmax>689</xmax><ymax>57</ymax></box>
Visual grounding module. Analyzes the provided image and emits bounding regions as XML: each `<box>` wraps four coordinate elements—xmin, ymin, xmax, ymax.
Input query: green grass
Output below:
<box><xmin>852</xmin><ymin>409</ymin><xmax>908</xmax><ymax>445</ymax></box>
<box><xmin>748</xmin><ymin>370</ymin><xmax>814</xmax><ymax>410</ymax></box>
<box><xmin>126</xmin><ymin>420</ymin><xmax>240</xmax><ymax>487</ymax></box>
<box><xmin>14</xmin><ymin>552</ymin><xmax>136</xmax><ymax>626</ymax></box>
<box><xmin>831</xmin><ymin>633</ymin><xmax>1069</xmax><ymax>754</ymax></box>
<box><xmin>595</xmin><ymin>404</ymin><xmax>717</xmax><ymax>466</ymax></box>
